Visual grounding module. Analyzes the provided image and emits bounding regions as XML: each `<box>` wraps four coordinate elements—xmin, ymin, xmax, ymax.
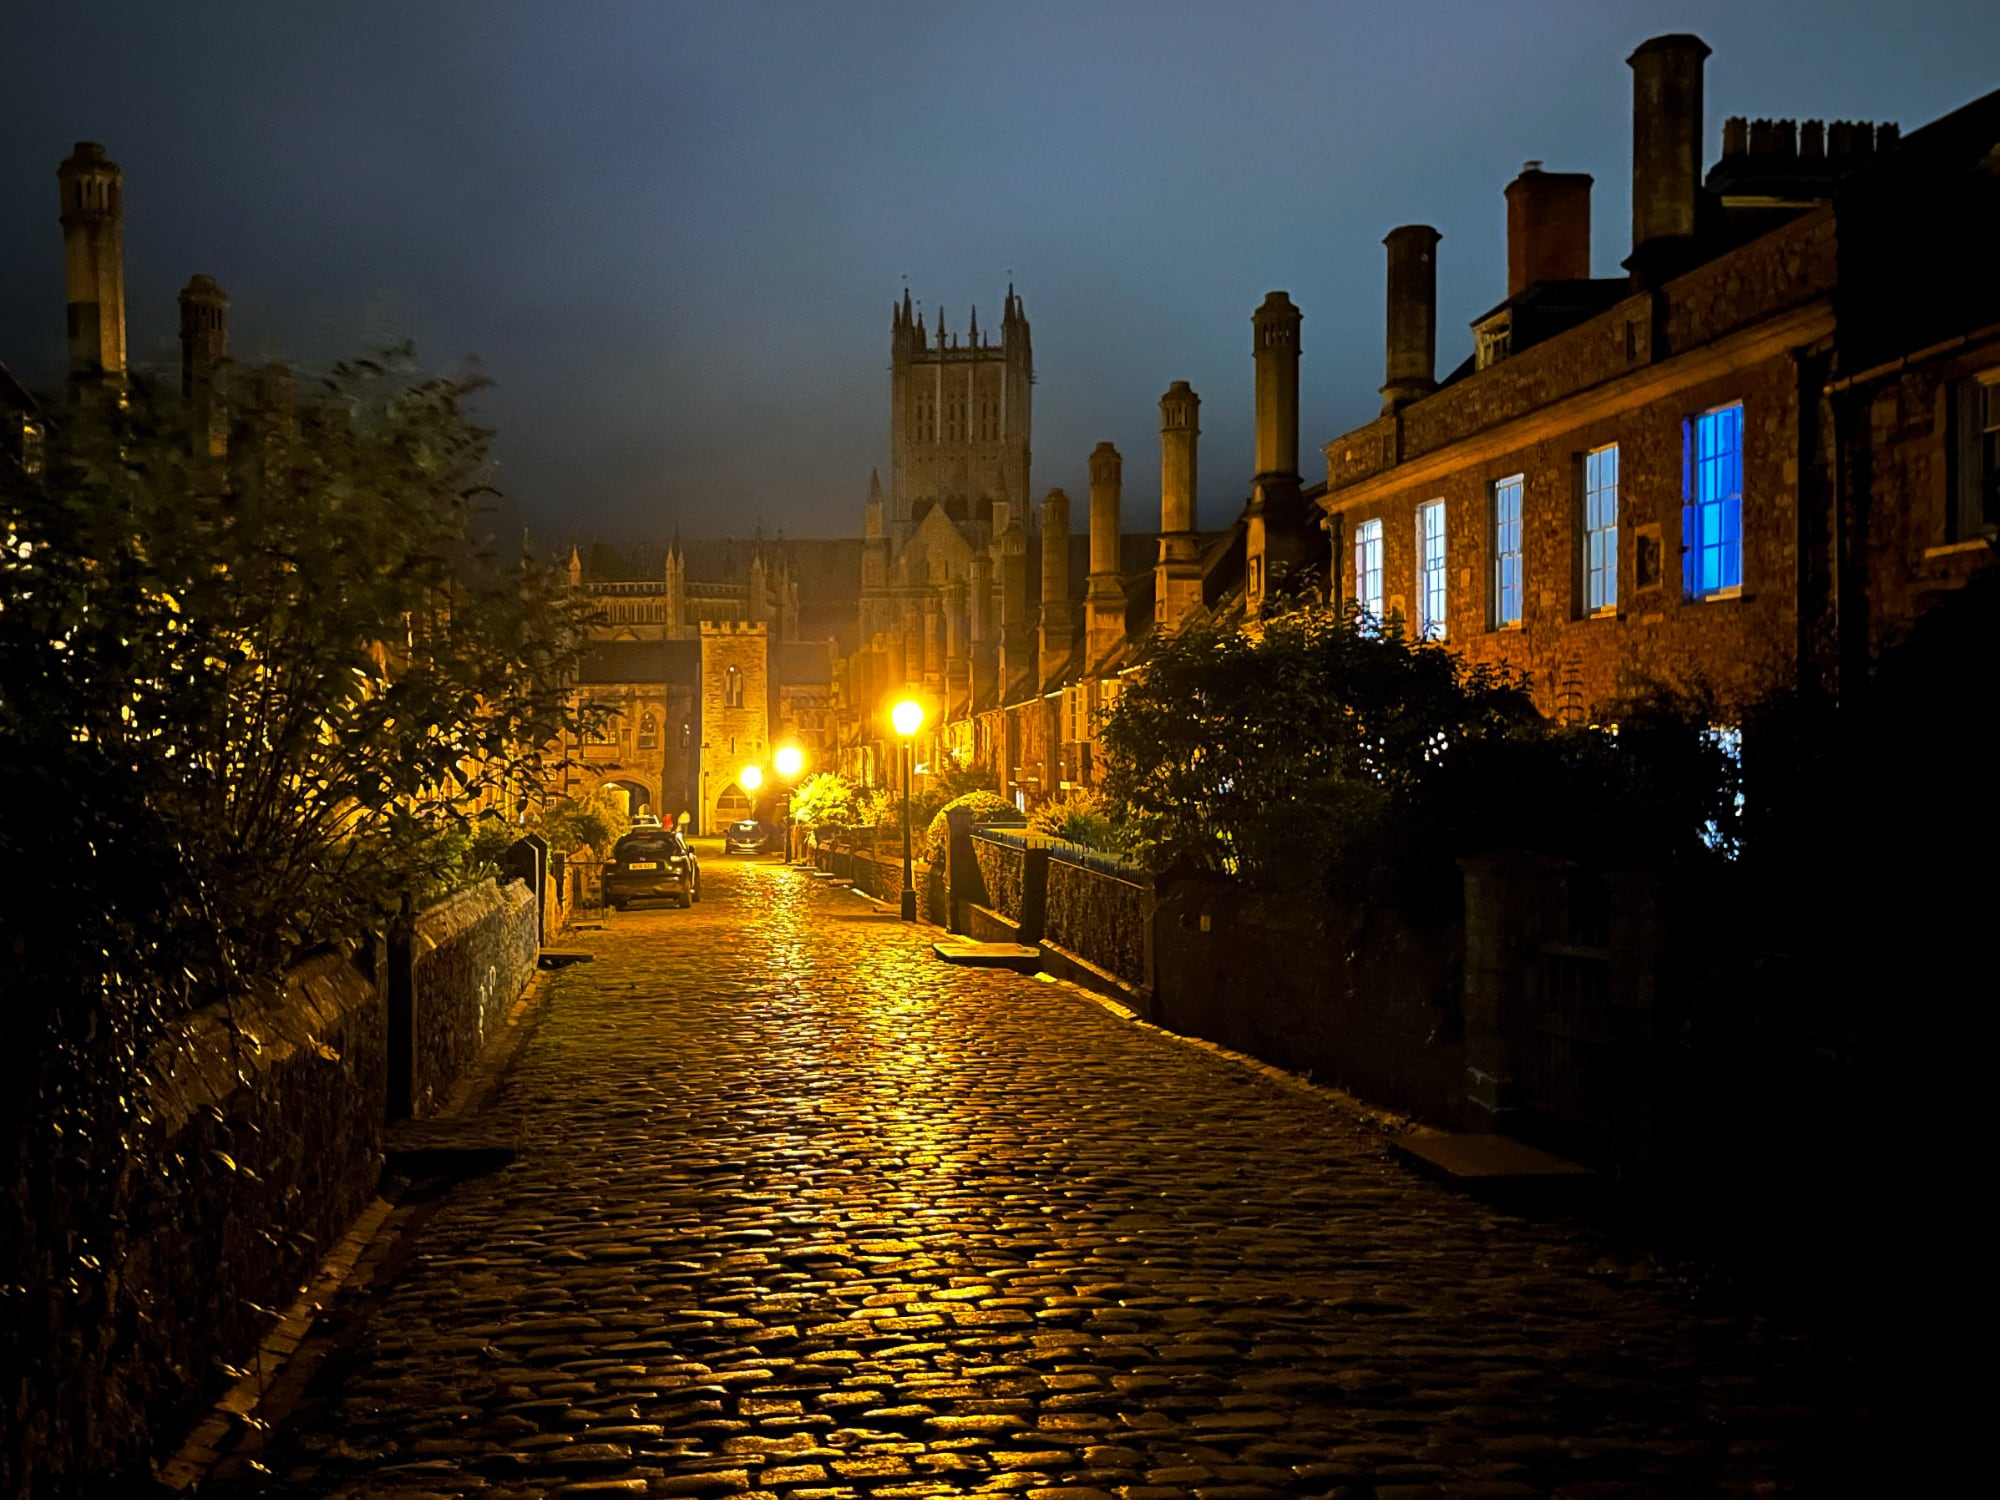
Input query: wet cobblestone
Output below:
<box><xmin>252</xmin><ymin>858</ymin><xmax>1867</xmax><ymax>1496</ymax></box>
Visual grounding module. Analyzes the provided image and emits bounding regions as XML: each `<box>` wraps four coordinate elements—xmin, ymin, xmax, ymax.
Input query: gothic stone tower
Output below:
<box><xmin>888</xmin><ymin>286</ymin><xmax>1032</xmax><ymax>545</ymax></box>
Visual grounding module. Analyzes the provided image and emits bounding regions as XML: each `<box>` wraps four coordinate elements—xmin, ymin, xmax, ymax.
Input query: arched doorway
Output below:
<box><xmin>712</xmin><ymin>782</ymin><xmax>752</xmax><ymax>829</ymax></box>
<box><xmin>601</xmin><ymin>779</ymin><xmax>653</xmax><ymax>820</ymax></box>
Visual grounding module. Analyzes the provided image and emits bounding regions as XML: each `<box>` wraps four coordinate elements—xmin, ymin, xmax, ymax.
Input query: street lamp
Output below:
<box><xmin>774</xmin><ymin>743</ymin><xmax>806</xmax><ymax>861</ymax></box>
<box><xmin>892</xmin><ymin>698</ymin><xmax>924</xmax><ymax>920</ymax></box>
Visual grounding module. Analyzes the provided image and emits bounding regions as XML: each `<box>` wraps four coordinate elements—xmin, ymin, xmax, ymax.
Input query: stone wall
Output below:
<box><xmin>14</xmin><ymin>952</ymin><xmax>388</xmax><ymax>1494</ymax></box>
<box><xmin>1043</xmin><ymin>856</ymin><xmax>1151</xmax><ymax>993</ymax></box>
<box><xmin>972</xmin><ymin>836</ymin><xmax>1026</xmax><ymax>923</ymax></box>
<box><xmin>408</xmin><ymin>878</ymin><xmax>539</xmax><ymax>1118</ymax></box>
<box><xmin>1153</xmin><ymin>877</ymin><xmax>1466</xmax><ymax>1123</ymax></box>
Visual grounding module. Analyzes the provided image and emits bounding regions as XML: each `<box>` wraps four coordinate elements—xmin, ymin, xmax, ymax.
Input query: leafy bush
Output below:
<box><xmin>1100</xmin><ymin>602</ymin><xmax>1736</xmax><ymax>909</ymax></box>
<box><xmin>790</xmin><ymin>770</ymin><xmax>861</xmax><ymax>835</ymax></box>
<box><xmin>925</xmin><ymin>789</ymin><xmax>1022</xmax><ymax>866</ymax></box>
<box><xmin>1029</xmin><ymin>788</ymin><xmax>1126</xmax><ymax>855</ymax></box>
<box><xmin>536</xmin><ymin>785</ymin><xmax>631</xmax><ymax>857</ymax></box>
<box><xmin>0</xmin><ymin>350</ymin><xmax>595</xmax><ymax>1420</ymax></box>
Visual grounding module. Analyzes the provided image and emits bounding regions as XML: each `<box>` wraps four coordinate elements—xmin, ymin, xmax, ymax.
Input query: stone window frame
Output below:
<box><xmin>1946</xmin><ymin>370</ymin><xmax>2000</xmax><ymax>544</ymax></box>
<box><xmin>1582</xmin><ymin>444</ymin><xmax>1620</xmax><ymax>616</ymax></box>
<box><xmin>1683</xmin><ymin>401</ymin><xmax>1745</xmax><ymax>600</ymax></box>
<box><xmin>1491</xmin><ymin>475</ymin><xmax>1525</xmax><ymax>630</ymax></box>
<box><xmin>1353</xmin><ymin>517</ymin><xmax>1384</xmax><ymax>626</ymax></box>
<box><xmin>724</xmin><ymin>665</ymin><xmax>744</xmax><ymax>709</ymax></box>
<box><xmin>1416</xmin><ymin>498</ymin><xmax>1447</xmax><ymax>641</ymax></box>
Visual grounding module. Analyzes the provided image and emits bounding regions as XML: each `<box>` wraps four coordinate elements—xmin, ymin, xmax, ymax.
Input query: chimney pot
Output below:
<box><xmin>1380</xmin><ymin>226</ymin><xmax>1441</xmax><ymax>414</ymax></box>
<box><xmin>1505</xmin><ymin>166</ymin><xmax>1592</xmax><ymax>298</ymax></box>
<box><xmin>1625</xmin><ymin>32</ymin><xmax>1711</xmax><ymax>286</ymax></box>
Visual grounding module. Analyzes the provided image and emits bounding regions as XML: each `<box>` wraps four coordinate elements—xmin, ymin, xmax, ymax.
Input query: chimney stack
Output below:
<box><xmin>1625</xmin><ymin>33</ymin><xmax>1710</xmax><ymax>286</ymax></box>
<box><xmin>178</xmin><ymin>274</ymin><xmax>229</xmax><ymax>458</ymax></box>
<box><xmin>57</xmin><ymin>142</ymin><xmax>127</xmax><ymax>387</ymax></box>
<box><xmin>1085</xmin><ymin>443</ymin><xmax>1125</xmax><ymax>665</ymax></box>
<box><xmin>1505</xmin><ymin>165</ymin><xmax>1592</xmax><ymax>297</ymax></box>
<box><xmin>998</xmin><ymin>517</ymin><xmax>1032</xmax><ymax>698</ymax></box>
<box><xmin>1251</xmin><ymin>292</ymin><xmax>1302</xmax><ymax>485</ymax></box>
<box><xmin>1155</xmin><ymin>381</ymin><xmax>1204</xmax><ymax>633</ymax></box>
<box><xmin>1380</xmin><ymin>226</ymin><xmax>1441</xmax><ymax>415</ymax></box>
<box><xmin>1038</xmin><ymin>488</ymin><xmax>1074</xmax><ymax>689</ymax></box>
<box><xmin>969</xmin><ymin>551</ymin><xmax>997</xmax><ymax>709</ymax></box>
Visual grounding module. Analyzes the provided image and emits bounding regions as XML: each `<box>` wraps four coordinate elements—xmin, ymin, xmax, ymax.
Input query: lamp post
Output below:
<box><xmin>891</xmin><ymin>698</ymin><xmax>924</xmax><ymax>920</ymax></box>
<box><xmin>774</xmin><ymin>743</ymin><xmax>805</xmax><ymax>862</ymax></box>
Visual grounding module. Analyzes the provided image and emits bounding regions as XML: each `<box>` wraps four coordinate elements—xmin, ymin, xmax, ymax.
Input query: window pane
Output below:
<box><xmin>1354</xmin><ymin>518</ymin><xmax>1383</xmax><ymax>625</ymax></box>
<box><xmin>1418</xmin><ymin>500</ymin><xmax>1447</xmax><ymax>639</ymax></box>
<box><xmin>1492</xmin><ymin>478</ymin><xmax>1522</xmax><ymax>627</ymax></box>
<box><xmin>1584</xmin><ymin>444</ymin><xmax>1618</xmax><ymax>612</ymax></box>
<box><xmin>1685</xmin><ymin>406</ymin><xmax>1743</xmax><ymax>596</ymax></box>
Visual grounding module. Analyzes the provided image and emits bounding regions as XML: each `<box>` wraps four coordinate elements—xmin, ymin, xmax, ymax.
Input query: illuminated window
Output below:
<box><xmin>1949</xmin><ymin>377</ymin><xmax>2000</xmax><ymax>541</ymax></box>
<box><xmin>1684</xmin><ymin>402</ymin><xmax>1744</xmax><ymax>597</ymax></box>
<box><xmin>1492</xmin><ymin>476</ymin><xmax>1523</xmax><ymax>627</ymax></box>
<box><xmin>1353</xmin><ymin>518</ymin><xmax>1383</xmax><ymax>624</ymax></box>
<box><xmin>1416</xmin><ymin>499</ymin><xmax>1446</xmax><ymax>640</ymax></box>
<box><xmin>1583</xmin><ymin>445</ymin><xmax>1618</xmax><ymax>613</ymax></box>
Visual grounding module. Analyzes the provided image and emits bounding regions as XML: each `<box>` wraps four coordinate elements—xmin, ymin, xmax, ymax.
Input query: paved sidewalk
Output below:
<box><xmin>238</xmin><ymin>858</ymin><xmax>1869</xmax><ymax>1497</ymax></box>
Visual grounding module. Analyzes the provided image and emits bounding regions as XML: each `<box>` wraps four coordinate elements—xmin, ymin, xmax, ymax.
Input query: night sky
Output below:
<box><xmin>3</xmin><ymin>1</ymin><xmax>1994</xmax><ymax>545</ymax></box>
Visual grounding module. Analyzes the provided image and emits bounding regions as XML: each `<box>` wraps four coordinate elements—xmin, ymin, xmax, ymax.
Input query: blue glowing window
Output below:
<box><xmin>1584</xmin><ymin>445</ymin><xmax>1618</xmax><ymax>612</ymax></box>
<box><xmin>1684</xmin><ymin>404</ymin><xmax>1743</xmax><ymax>597</ymax></box>
<box><xmin>1492</xmin><ymin>477</ymin><xmax>1522</xmax><ymax>627</ymax></box>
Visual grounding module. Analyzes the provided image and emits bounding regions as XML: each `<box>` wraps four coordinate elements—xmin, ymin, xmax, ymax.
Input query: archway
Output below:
<box><xmin>712</xmin><ymin>782</ymin><xmax>752</xmax><ymax>829</ymax></box>
<box><xmin>600</xmin><ymin>779</ymin><xmax>653</xmax><ymax>820</ymax></box>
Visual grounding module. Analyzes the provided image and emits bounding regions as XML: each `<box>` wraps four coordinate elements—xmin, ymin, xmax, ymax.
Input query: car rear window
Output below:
<box><xmin>615</xmin><ymin>834</ymin><xmax>682</xmax><ymax>859</ymax></box>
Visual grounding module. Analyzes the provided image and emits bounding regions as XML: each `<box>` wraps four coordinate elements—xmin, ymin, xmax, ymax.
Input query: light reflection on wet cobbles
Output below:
<box><xmin>261</xmin><ymin>859</ymin><xmax>1865</xmax><ymax>1497</ymax></box>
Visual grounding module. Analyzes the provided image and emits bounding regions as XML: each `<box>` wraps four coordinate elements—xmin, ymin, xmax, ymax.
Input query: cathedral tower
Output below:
<box><xmin>888</xmin><ymin>286</ymin><xmax>1032</xmax><ymax>545</ymax></box>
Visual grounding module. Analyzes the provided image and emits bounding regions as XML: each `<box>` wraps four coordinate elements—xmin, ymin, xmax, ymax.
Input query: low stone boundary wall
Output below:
<box><xmin>1044</xmin><ymin>856</ymin><xmax>1151</xmax><ymax>996</ymax></box>
<box><xmin>1154</xmin><ymin>877</ymin><xmax>1465</xmax><ymax>1123</ymax></box>
<box><xmin>28</xmin><ymin>952</ymin><xmax>391</xmax><ymax>1491</ymax></box>
<box><xmin>406</xmin><ymin>878</ymin><xmax>539</xmax><ymax>1117</ymax></box>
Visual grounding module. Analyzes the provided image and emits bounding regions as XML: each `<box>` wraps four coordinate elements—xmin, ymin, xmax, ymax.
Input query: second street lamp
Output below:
<box><xmin>891</xmin><ymin>698</ymin><xmax>924</xmax><ymax>920</ymax></box>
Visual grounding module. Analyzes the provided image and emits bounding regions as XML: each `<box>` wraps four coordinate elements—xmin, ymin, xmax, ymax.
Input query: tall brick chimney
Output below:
<box><xmin>1379</xmin><ymin>226</ymin><xmax>1441</xmax><ymax>415</ymax></box>
<box><xmin>1625</xmin><ymin>33</ymin><xmax>1710</xmax><ymax>286</ymax></box>
<box><xmin>178</xmin><ymin>274</ymin><xmax>229</xmax><ymax>458</ymax></box>
<box><xmin>1037</xmin><ymin>488</ymin><xmax>1074</xmax><ymax>689</ymax></box>
<box><xmin>1155</xmin><ymin>381</ymin><xmax>1203</xmax><ymax>634</ymax></box>
<box><xmin>57</xmin><ymin>142</ymin><xmax>127</xmax><ymax>387</ymax></box>
<box><xmin>998</xmin><ymin>516</ymin><xmax>1032</xmax><ymax>698</ymax></box>
<box><xmin>1085</xmin><ymin>443</ymin><xmax>1125</xmax><ymax>666</ymax></box>
<box><xmin>1505</xmin><ymin>165</ymin><xmax>1592</xmax><ymax>296</ymax></box>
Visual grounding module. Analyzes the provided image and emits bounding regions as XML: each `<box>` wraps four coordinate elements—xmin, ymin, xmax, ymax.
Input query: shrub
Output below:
<box><xmin>536</xmin><ymin>786</ymin><xmax>631</xmax><ymax>857</ymax></box>
<box><xmin>925</xmin><ymin>789</ymin><xmax>1021</xmax><ymax>866</ymax></box>
<box><xmin>1029</xmin><ymin>788</ymin><xmax>1126</xmax><ymax>856</ymax></box>
<box><xmin>790</xmin><ymin>770</ymin><xmax>861</xmax><ymax>834</ymax></box>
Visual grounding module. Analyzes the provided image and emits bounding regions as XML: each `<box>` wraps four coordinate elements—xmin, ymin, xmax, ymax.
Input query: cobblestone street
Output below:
<box><xmin>241</xmin><ymin>858</ymin><xmax>1870</xmax><ymax>1498</ymax></box>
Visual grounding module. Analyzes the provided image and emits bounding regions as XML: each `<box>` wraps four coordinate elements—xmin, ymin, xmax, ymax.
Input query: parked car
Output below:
<box><xmin>605</xmin><ymin>829</ymin><xmax>701</xmax><ymax>909</ymax></box>
<box><xmin>724</xmin><ymin>819</ymin><xmax>769</xmax><ymax>855</ymax></box>
<box><xmin>630</xmin><ymin>811</ymin><xmax>662</xmax><ymax>829</ymax></box>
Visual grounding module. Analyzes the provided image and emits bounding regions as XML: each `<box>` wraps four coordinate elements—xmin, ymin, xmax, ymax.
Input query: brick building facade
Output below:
<box><xmin>1315</xmin><ymin>36</ymin><xmax>1998</xmax><ymax>719</ymax></box>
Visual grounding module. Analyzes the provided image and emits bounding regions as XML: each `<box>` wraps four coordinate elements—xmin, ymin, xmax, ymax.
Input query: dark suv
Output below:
<box><xmin>605</xmin><ymin>829</ymin><xmax>701</xmax><ymax>910</ymax></box>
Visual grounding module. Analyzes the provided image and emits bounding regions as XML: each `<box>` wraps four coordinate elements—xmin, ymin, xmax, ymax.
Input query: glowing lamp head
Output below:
<box><xmin>891</xmin><ymin>699</ymin><xmax>924</xmax><ymax>737</ymax></box>
<box><xmin>739</xmin><ymin>763</ymin><xmax>763</xmax><ymax>793</ymax></box>
<box><xmin>774</xmin><ymin>744</ymin><xmax>804</xmax><ymax>779</ymax></box>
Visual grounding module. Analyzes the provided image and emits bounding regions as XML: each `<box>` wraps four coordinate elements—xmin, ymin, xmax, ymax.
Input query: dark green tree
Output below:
<box><xmin>0</xmin><ymin>352</ymin><xmax>597</xmax><ymax>1476</ymax></box>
